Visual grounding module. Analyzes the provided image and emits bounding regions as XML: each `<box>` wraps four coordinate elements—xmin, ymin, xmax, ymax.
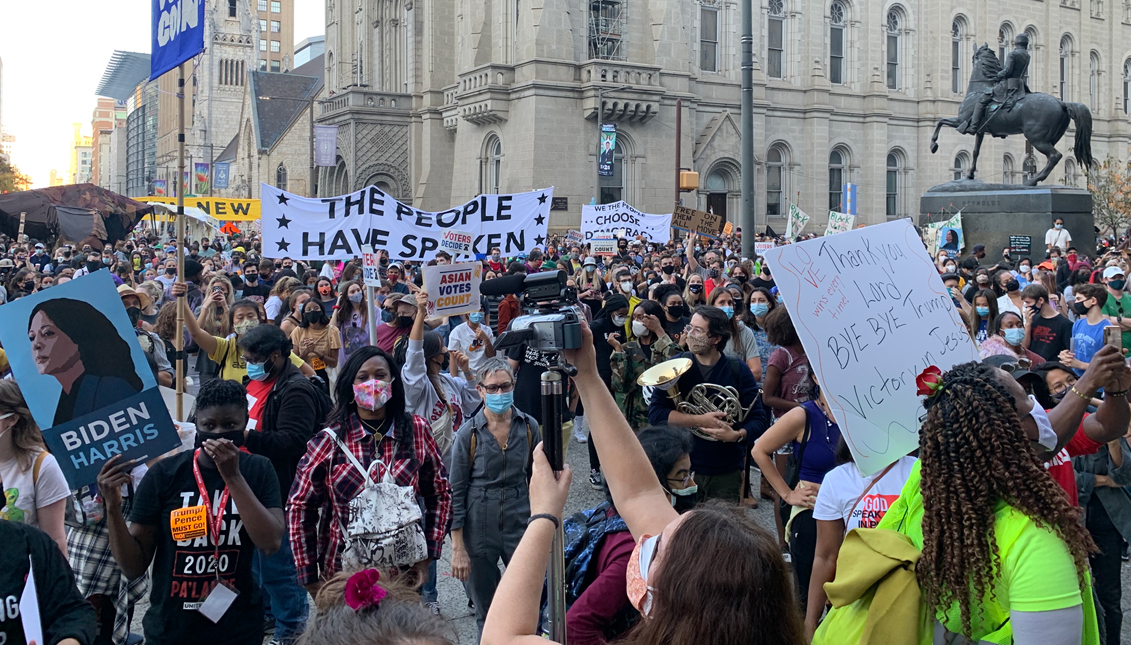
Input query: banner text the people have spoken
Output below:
<box><xmin>761</xmin><ymin>220</ymin><xmax>977</xmax><ymax>475</ymax></box>
<box><xmin>261</xmin><ymin>183</ymin><xmax>553</xmax><ymax>261</ymax></box>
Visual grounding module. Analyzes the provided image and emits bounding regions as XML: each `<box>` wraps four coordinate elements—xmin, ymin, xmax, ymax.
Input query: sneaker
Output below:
<box><xmin>264</xmin><ymin>616</ymin><xmax>276</xmax><ymax>634</ymax></box>
<box><xmin>573</xmin><ymin>416</ymin><xmax>589</xmax><ymax>443</ymax></box>
<box><xmin>425</xmin><ymin>601</ymin><xmax>441</xmax><ymax>616</ymax></box>
<box><xmin>589</xmin><ymin>469</ymin><xmax>604</xmax><ymax>490</ymax></box>
<box><xmin>1123</xmin><ymin>541</ymin><xmax>1129</xmax><ymax>562</ymax></box>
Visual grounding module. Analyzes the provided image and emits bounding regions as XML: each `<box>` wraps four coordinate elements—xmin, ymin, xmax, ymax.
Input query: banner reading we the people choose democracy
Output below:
<box><xmin>261</xmin><ymin>183</ymin><xmax>553</xmax><ymax>261</ymax></box>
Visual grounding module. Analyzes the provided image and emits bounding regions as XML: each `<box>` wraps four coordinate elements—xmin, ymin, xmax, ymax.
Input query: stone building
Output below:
<box><xmin>316</xmin><ymin>0</ymin><xmax>1131</xmax><ymax>231</ymax></box>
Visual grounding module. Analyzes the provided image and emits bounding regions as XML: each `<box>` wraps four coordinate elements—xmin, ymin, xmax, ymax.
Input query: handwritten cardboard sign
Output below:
<box><xmin>422</xmin><ymin>261</ymin><xmax>483</xmax><ymax>317</ymax></box>
<box><xmin>760</xmin><ymin>220</ymin><xmax>978</xmax><ymax>475</ymax></box>
<box><xmin>824</xmin><ymin>211</ymin><xmax>855</xmax><ymax>236</ymax></box>
<box><xmin>671</xmin><ymin>205</ymin><xmax>726</xmax><ymax>237</ymax></box>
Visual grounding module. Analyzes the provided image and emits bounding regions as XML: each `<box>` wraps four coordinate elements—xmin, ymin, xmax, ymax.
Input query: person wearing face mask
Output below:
<box><xmin>609</xmin><ymin>300</ymin><xmax>680</xmax><ymax>431</ymax></box>
<box><xmin>119</xmin><ymin>285</ymin><xmax>174</xmax><ymax>388</ymax></box>
<box><xmin>487</xmin><ymin>247</ymin><xmax>505</xmax><ymax>273</ymax></box>
<box><xmin>1020</xmin><ymin>283</ymin><xmax>1073</xmax><ymax>362</ymax></box>
<box><xmin>331</xmin><ymin>280</ymin><xmax>371</xmax><ymax>364</ymax></box>
<box><xmin>995</xmin><ymin>270</ymin><xmax>1024</xmax><ymax>315</ymax></box>
<box><xmin>287</xmin><ymin>347</ymin><xmax>452</xmax><ymax>611</ymax></box>
<box><xmin>448</xmin><ymin>306</ymin><xmax>497</xmax><ymax>375</ymax></box>
<box><xmin>1046</xmin><ymin>217</ymin><xmax>1072</xmax><ymax>257</ymax></box>
<box><xmin>1016</xmin><ymin>259</ymin><xmax>1034</xmax><ymax>287</ymax></box>
<box><xmin>703</xmin><ymin>259</ymin><xmax>727</xmax><ymax>298</ymax></box>
<box><xmin>964</xmin><ymin>288</ymin><xmax>998</xmax><ymax>345</ymax></box>
<box><xmin>447</xmin><ymin>359</ymin><xmax>541</xmax><ymax>633</ymax></box>
<box><xmin>682</xmin><ymin>274</ymin><xmax>705</xmax><ymax>310</ymax></box>
<box><xmin>238</xmin><ymin>261</ymin><xmax>271</xmax><ymax>304</ymax></box>
<box><xmin>235</xmin><ymin>325</ymin><xmax>328</xmax><ymax>644</ymax></box>
<box><xmin>1061</xmin><ymin>283</ymin><xmax>1114</xmax><ymax>376</ymax></box>
<box><xmin>653</xmin><ymin>284</ymin><xmax>690</xmax><ymax>345</ymax></box>
<box><xmin>290</xmin><ymin>300</ymin><xmax>341</xmax><ymax>392</ymax></box>
<box><xmin>978</xmin><ymin>310</ymin><xmax>1044</xmax><ymax>364</ymax></box>
<box><xmin>99</xmin><ymin>378</ymin><xmax>285</xmax><ymax>645</ymax></box>
<box><xmin>375</xmin><ymin>293</ymin><xmax>418</xmax><ymax>352</ymax></box>
<box><xmin>575</xmin><ymin>256</ymin><xmax>608</xmax><ymax>315</ymax></box>
<box><xmin>707</xmin><ymin>287</ymin><xmax>762</xmax><ymax>381</ymax></box>
<box><xmin>1100</xmin><ymin>264</ymin><xmax>1131</xmax><ymax>349</ymax></box>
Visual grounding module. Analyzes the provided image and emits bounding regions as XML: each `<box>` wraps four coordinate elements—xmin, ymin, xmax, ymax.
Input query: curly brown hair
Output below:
<box><xmin>918</xmin><ymin>361</ymin><xmax>1095</xmax><ymax>637</ymax></box>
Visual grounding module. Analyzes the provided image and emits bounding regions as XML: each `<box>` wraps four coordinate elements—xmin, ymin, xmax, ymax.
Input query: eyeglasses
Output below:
<box><xmin>667</xmin><ymin>471</ymin><xmax>695</xmax><ymax>488</ymax></box>
<box><xmin>480</xmin><ymin>382</ymin><xmax>515</xmax><ymax>394</ymax></box>
<box><xmin>684</xmin><ymin>325</ymin><xmax>709</xmax><ymax>338</ymax></box>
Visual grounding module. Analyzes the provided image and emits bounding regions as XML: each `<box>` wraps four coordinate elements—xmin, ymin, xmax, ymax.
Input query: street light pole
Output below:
<box><xmin>309</xmin><ymin>97</ymin><xmax>316</xmax><ymax>197</ymax></box>
<box><xmin>740</xmin><ymin>0</ymin><xmax>755</xmax><ymax>259</ymax></box>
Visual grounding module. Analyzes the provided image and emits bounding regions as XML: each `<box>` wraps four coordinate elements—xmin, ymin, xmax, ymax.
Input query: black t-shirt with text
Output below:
<box><xmin>239</xmin><ymin>281</ymin><xmax>271</xmax><ymax>304</ymax></box>
<box><xmin>507</xmin><ymin>345</ymin><xmax>560</xmax><ymax>425</ymax></box>
<box><xmin>1028</xmin><ymin>313</ymin><xmax>1073</xmax><ymax>362</ymax></box>
<box><xmin>130</xmin><ymin>450</ymin><xmax>282</xmax><ymax>645</ymax></box>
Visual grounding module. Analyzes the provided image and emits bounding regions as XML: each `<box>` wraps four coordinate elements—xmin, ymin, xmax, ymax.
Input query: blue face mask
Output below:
<box><xmin>720</xmin><ymin>306</ymin><xmax>734</xmax><ymax>319</ymax></box>
<box><xmin>469</xmin><ymin>312</ymin><xmax>485</xmax><ymax>324</ymax></box>
<box><xmin>750</xmin><ymin>302</ymin><xmax>770</xmax><ymax>317</ymax></box>
<box><xmin>246</xmin><ymin>358</ymin><xmax>270</xmax><ymax>381</ymax></box>
<box><xmin>976</xmin><ymin>306</ymin><xmax>990</xmax><ymax>317</ymax></box>
<box><xmin>1003</xmin><ymin>327</ymin><xmax>1025</xmax><ymax>346</ymax></box>
<box><xmin>485</xmin><ymin>391</ymin><xmax>513</xmax><ymax>414</ymax></box>
<box><xmin>381</xmin><ymin>309</ymin><xmax>395</xmax><ymax>323</ymax></box>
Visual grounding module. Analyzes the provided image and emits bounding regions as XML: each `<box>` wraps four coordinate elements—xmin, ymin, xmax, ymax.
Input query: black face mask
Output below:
<box><xmin>304</xmin><ymin>311</ymin><xmax>324</xmax><ymax>325</ymax></box>
<box><xmin>708</xmin><ymin>268</ymin><xmax>720</xmax><ymax>279</ymax></box>
<box><xmin>667</xmin><ymin>304</ymin><xmax>687</xmax><ymax>319</ymax></box>
<box><xmin>379</xmin><ymin>258</ymin><xmax>389</xmax><ymax>266</ymax></box>
<box><xmin>1073</xmin><ymin>301</ymin><xmax>1091</xmax><ymax>316</ymax></box>
<box><xmin>165</xmin><ymin>267</ymin><xmax>176</xmax><ymax>276</ymax></box>
<box><xmin>86</xmin><ymin>261</ymin><xmax>102</xmax><ymax>273</ymax></box>
<box><xmin>22</xmin><ymin>280</ymin><xmax>35</xmax><ymax>292</ymax></box>
<box><xmin>662</xmin><ymin>265</ymin><xmax>676</xmax><ymax>275</ymax></box>
<box><xmin>396</xmin><ymin>315</ymin><xmax>415</xmax><ymax>328</ymax></box>
<box><xmin>688</xmin><ymin>284</ymin><xmax>703</xmax><ymax>294</ymax></box>
<box><xmin>195</xmin><ymin>430</ymin><xmax>246</xmax><ymax>449</ymax></box>
<box><xmin>245</xmin><ymin>274</ymin><xmax>258</xmax><ymax>284</ymax></box>
<box><xmin>126</xmin><ymin>307</ymin><xmax>142</xmax><ymax>327</ymax></box>
<box><xmin>735</xmin><ymin>275</ymin><xmax>748</xmax><ymax>284</ymax></box>
<box><xmin>1005</xmin><ymin>279</ymin><xmax>1020</xmax><ymax>292</ymax></box>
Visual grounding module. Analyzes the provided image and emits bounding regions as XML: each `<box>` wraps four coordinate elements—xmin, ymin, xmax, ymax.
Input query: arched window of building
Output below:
<box><xmin>952</xmin><ymin>17</ymin><xmax>967</xmax><ymax>94</ymax></box>
<box><xmin>886</xmin><ymin>8</ymin><xmax>901</xmax><ymax>90</ymax></box>
<box><xmin>481</xmin><ymin>135</ymin><xmax>502</xmax><ymax>194</ymax></box>
<box><xmin>829</xmin><ymin>1</ymin><xmax>846</xmax><ymax>84</ymax></box>
<box><xmin>1064</xmin><ymin>158</ymin><xmax>1078</xmax><ymax>186</ymax></box>
<box><xmin>1002</xmin><ymin>154</ymin><xmax>1014</xmax><ymax>184</ymax></box>
<box><xmin>1023</xmin><ymin>27</ymin><xmax>1037</xmax><ymax>86</ymax></box>
<box><xmin>768</xmin><ymin>0</ymin><xmax>786</xmax><ymax>79</ymax></box>
<box><xmin>953</xmin><ymin>152</ymin><xmax>970</xmax><ymax>181</ymax></box>
<box><xmin>1023</xmin><ymin>154</ymin><xmax>1037</xmax><ymax>182</ymax></box>
<box><xmin>998</xmin><ymin>23</ymin><xmax>1014</xmax><ymax>63</ymax></box>
<box><xmin>1060</xmin><ymin>35</ymin><xmax>1073</xmax><ymax>100</ymax></box>
<box><xmin>1123</xmin><ymin>58</ymin><xmax>1131</xmax><ymax>114</ymax></box>
<box><xmin>886</xmin><ymin>152</ymin><xmax>900</xmax><ymax>219</ymax></box>
<box><xmin>599</xmin><ymin>141</ymin><xmax>625</xmax><ymax>204</ymax></box>
<box><xmin>276</xmin><ymin>163</ymin><xmax>288</xmax><ymax>190</ymax></box>
<box><xmin>829</xmin><ymin>148</ymin><xmax>846</xmax><ymax>211</ymax></box>
<box><xmin>767</xmin><ymin>145</ymin><xmax>786</xmax><ymax>216</ymax></box>
<box><xmin>705</xmin><ymin>168</ymin><xmax>730</xmax><ymax>218</ymax></box>
<box><xmin>1090</xmin><ymin>51</ymin><xmax>1099</xmax><ymax>112</ymax></box>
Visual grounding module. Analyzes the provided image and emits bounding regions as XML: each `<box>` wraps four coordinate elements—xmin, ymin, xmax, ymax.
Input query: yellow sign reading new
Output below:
<box><xmin>147</xmin><ymin>197</ymin><xmax>261</xmax><ymax>221</ymax></box>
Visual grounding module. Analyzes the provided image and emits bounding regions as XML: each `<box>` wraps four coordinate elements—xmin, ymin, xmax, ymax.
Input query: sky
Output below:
<box><xmin>0</xmin><ymin>0</ymin><xmax>324</xmax><ymax>189</ymax></box>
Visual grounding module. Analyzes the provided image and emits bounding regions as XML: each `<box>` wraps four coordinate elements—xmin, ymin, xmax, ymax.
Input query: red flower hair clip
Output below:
<box><xmin>344</xmin><ymin>569</ymin><xmax>388</xmax><ymax>611</ymax></box>
<box><xmin>916</xmin><ymin>366</ymin><xmax>944</xmax><ymax>398</ymax></box>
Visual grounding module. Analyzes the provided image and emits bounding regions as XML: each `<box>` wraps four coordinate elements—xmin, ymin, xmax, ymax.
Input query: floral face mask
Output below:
<box><xmin>353</xmin><ymin>378</ymin><xmax>394</xmax><ymax>411</ymax></box>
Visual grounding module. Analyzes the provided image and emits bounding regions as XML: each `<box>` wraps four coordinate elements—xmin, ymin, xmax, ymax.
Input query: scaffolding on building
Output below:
<box><xmin>589</xmin><ymin>0</ymin><xmax>626</xmax><ymax>60</ymax></box>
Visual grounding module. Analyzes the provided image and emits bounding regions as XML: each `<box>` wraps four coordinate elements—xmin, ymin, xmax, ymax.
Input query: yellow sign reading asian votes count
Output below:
<box><xmin>147</xmin><ymin>196</ymin><xmax>261</xmax><ymax>221</ymax></box>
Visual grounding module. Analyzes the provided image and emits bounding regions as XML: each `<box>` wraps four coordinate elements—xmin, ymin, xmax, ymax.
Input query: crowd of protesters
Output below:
<box><xmin>1</xmin><ymin>218</ymin><xmax>1131</xmax><ymax>645</ymax></box>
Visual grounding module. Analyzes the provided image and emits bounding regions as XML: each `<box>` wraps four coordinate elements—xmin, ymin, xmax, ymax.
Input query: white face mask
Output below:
<box><xmin>0</xmin><ymin>412</ymin><xmax>13</xmax><ymax>439</ymax></box>
<box><xmin>1027</xmin><ymin>395</ymin><xmax>1058</xmax><ymax>451</ymax></box>
<box><xmin>612</xmin><ymin>315</ymin><xmax>627</xmax><ymax>327</ymax></box>
<box><xmin>632</xmin><ymin>320</ymin><xmax>649</xmax><ymax>337</ymax></box>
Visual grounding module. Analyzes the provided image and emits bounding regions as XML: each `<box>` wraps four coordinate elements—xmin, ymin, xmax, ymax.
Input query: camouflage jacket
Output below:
<box><xmin>610</xmin><ymin>335</ymin><xmax>681</xmax><ymax>430</ymax></box>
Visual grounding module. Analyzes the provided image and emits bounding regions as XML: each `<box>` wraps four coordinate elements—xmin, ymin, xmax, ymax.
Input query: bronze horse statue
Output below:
<box><xmin>929</xmin><ymin>44</ymin><xmax>1093</xmax><ymax>186</ymax></box>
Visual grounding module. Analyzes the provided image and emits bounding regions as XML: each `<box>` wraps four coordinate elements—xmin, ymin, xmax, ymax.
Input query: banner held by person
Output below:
<box><xmin>0</xmin><ymin>271</ymin><xmax>181</xmax><ymax>489</ymax></box>
<box><xmin>824</xmin><ymin>211</ymin><xmax>855</xmax><ymax>236</ymax></box>
<box><xmin>927</xmin><ymin>211</ymin><xmax>965</xmax><ymax>259</ymax></box>
<box><xmin>260</xmin><ymin>183</ymin><xmax>552</xmax><ymax>261</ymax></box>
<box><xmin>422</xmin><ymin>261</ymin><xmax>483</xmax><ymax>318</ymax></box>
<box><xmin>671</xmin><ymin>205</ymin><xmax>726</xmax><ymax>237</ymax></box>
<box><xmin>581</xmin><ymin>201</ymin><xmax>672</xmax><ymax>243</ymax></box>
<box><xmin>761</xmin><ymin>219</ymin><xmax>978</xmax><ymax>475</ymax></box>
<box><xmin>786</xmin><ymin>203</ymin><xmax>810</xmax><ymax>240</ymax></box>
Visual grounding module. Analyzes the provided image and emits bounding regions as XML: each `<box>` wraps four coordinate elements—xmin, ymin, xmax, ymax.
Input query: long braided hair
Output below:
<box><xmin>918</xmin><ymin>361</ymin><xmax>1095</xmax><ymax>637</ymax></box>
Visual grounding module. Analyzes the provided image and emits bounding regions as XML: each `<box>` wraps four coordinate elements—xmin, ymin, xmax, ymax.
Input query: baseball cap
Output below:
<box><xmin>0</xmin><ymin>259</ymin><xmax>13</xmax><ymax>268</ymax></box>
<box><xmin>34</xmin><ymin>243</ymin><xmax>44</xmax><ymax>249</ymax></box>
<box><xmin>1103</xmin><ymin>265</ymin><xmax>1125</xmax><ymax>279</ymax></box>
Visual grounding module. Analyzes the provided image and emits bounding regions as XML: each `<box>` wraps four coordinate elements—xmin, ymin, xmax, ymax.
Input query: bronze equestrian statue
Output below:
<box><xmin>929</xmin><ymin>36</ymin><xmax>1093</xmax><ymax>186</ymax></box>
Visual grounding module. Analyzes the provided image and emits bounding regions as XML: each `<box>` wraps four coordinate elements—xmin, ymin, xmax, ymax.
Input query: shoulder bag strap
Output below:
<box><xmin>32</xmin><ymin>451</ymin><xmax>48</xmax><ymax>486</ymax></box>
<box><xmin>847</xmin><ymin>461</ymin><xmax>898</xmax><ymax>524</ymax></box>
<box><xmin>322</xmin><ymin>428</ymin><xmax>376</xmax><ymax>485</ymax></box>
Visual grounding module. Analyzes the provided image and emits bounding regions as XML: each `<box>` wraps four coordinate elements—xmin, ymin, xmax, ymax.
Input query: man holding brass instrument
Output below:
<box><xmin>646</xmin><ymin>306</ymin><xmax>768</xmax><ymax>502</ymax></box>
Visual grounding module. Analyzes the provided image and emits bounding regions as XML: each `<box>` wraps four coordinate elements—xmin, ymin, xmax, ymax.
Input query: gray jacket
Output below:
<box><xmin>448</xmin><ymin>407</ymin><xmax>542</xmax><ymax>532</ymax></box>
<box><xmin>1074</xmin><ymin>437</ymin><xmax>1131</xmax><ymax>541</ymax></box>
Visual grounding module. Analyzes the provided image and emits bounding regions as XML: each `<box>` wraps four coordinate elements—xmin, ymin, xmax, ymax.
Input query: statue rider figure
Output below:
<box><xmin>960</xmin><ymin>32</ymin><xmax>1030</xmax><ymax>134</ymax></box>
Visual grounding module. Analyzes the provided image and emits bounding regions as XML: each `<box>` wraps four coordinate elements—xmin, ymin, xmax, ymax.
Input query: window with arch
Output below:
<box><xmin>1090</xmin><ymin>52</ymin><xmax>1099</xmax><ymax>112</ymax></box>
<box><xmin>704</xmin><ymin>168</ymin><xmax>731</xmax><ymax>217</ymax></box>
<box><xmin>886</xmin><ymin>153</ymin><xmax>900</xmax><ymax>219</ymax></box>
<box><xmin>1124</xmin><ymin>59</ymin><xmax>1131</xmax><ymax>114</ymax></box>
<box><xmin>1023</xmin><ymin>28</ymin><xmax>1037</xmax><ymax>86</ymax></box>
<box><xmin>1003</xmin><ymin>154</ymin><xmax>1015</xmax><ymax>184</ymax></box>
<box><xmin>829</xmin><ymin>1</ymin><xmax>846</xmax><ymax>84</ymax></box>
<box><xmin>599</xmin><ymin>141</ymin><xmax>625</xmax><ymax>204</ymax></box>
<box><xmin>700</xmin><ymin>6</ymin><xmax>719</xmax><ymax>72</ymax></box>
<box><xmin>886</xmin><ymin>9</ymin><xmax>900</xmax><ymax>89</ymax></box>
<box><xmin>829</xmin><ymin>149</ymin><xmax>846</xmax><ymax>211</ymax></box>
<box><xmin>998</xmin><ymin>23</ymin><xmax>1014</xmax><ymax>63</ymax></box>
<box><xmin>953</xmin><ymin>152</ymin><xmax>969</xmax><ymax>181</ymax></box>
<box><xmin>481</xmin><ymin>136</ymin><xmax>502</xmax><ymax>194</ymax></box>
<box><xmin>1023</xmin><ymin>154</ymin><xmax>1037</xmax><ymax>182</ymax></box>
<box><xmin>767</xmin><ymin>145</ymin><xmax>786</xmax><ymax>216</ymax></box>
<box><xmin>768</xmin><ymin>0</ymin><xmax>785</xmax><ymax>79</ymax></box>
<box><xmin>1064</xmin><ymin>158</ymin><xmax>1078</xmax><ymax>186</ymax></box>
<box><xmin>276</xmin><ymin>163</ymin><xmax>287</xmax><ymax>190</ymax></box>
<box><xmin>952</xmin><ymin>18</ymin><xmax>966</xmax><ymax>94</ymax></box>
<box><xmin>1060</xmin><ymin>36</ymin><xmax>1072</xmax><ymax>100</ymax></box>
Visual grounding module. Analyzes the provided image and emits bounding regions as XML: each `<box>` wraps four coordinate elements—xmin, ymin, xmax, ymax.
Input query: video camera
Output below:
<box><xmin>483</xmin><ymin>270</ymin><xmax>582</xmax><ymax>354</ymax></box>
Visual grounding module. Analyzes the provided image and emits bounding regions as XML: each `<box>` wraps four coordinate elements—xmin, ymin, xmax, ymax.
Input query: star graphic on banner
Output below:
<box><xmin>277</xmin><ymin>193</ymin><xmax>290</xmax><ymax>205</ymax></box>
<box><xmin>537</xmin><ymin>193</ymin><xmax>548</xmax><ymax>205</ymax></box>
<box><xmin>534</xmin><ymin>214</ymin><xmax>545</xmax><ymax>226</ymax></box>
<box><xmin>276</xmin><ymin>214</ymin><xmax>292</xmax><ymax>229</ymax></box>
<box><xmin>535</xmin><ymin>235</ymin><xmax>545</xmax><ymax>246</ymax></box>
<box><xmin>276</xmin><ymin>238</ymin><xmax>291</xmax><ymax>252</ymax></box>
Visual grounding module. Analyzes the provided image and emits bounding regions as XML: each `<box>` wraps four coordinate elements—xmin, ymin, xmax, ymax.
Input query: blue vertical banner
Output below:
<box><xmin>842</xmin><ymin>183</ymin><xmax>858</xmax><ymax>216</ymax></box>
<box><xmin>213</xmin><ymin>162</ymin><xmax>230</xmax><ymax>189</ymax></box>
<box><xmin>151</xmin><ymin>0</ymin><xmax>205</xmax><ymax>80</ymax></box>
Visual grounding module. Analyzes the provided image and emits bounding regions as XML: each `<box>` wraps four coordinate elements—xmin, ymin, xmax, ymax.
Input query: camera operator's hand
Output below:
<box><xmin>563</xmin><ymin>318</ymin><xmax>599</xmax><ymax>379</ymax></box>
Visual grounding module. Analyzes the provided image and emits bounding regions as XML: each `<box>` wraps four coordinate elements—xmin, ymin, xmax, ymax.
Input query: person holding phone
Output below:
<box><xmin>1062</xmin><ymin>283</ymin><xmax>1113</xmax><ymax>376</ymax></box>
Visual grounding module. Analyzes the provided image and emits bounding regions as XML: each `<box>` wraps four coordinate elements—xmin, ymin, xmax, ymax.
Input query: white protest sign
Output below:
<box><xmin>360</xmin><ymin>245</ymin><xmax>382</xmax><ymax>287</ymax></box>
<box><xmin>422</xmin><ymin>261</ymin><xmax>483</xmax><ymax>318</ymax></box>
<box><xmin>755</xmin><ymin>241</ymin><xmax>775</xmax><ymax>256</ymax></box>
<box><xmin>824</xmin><ymin>211</ymin><xmax>855</xmax><ymax>236</ymax></box>
<box><xmin>21</xmin><ymin>556</ymin><xmax>42</xmax><ymax>645</ymax></box>
<box><xmin>581</xmin><ymin>201</ymin><xmax>672</xmax><ymax>243</ymax></box>
<box><xmin>566</xmin><ymin>229</ymin><xmax>584</xmax><ymax>245</ymax></box>
<box><xmin>591</xmin><ymin>239</ymin><xmax>619</xmax><ymax>257</ymax></box>
<box><xmin>760</xmin><ymin>219</ymin><xmax>978</xmax><ymax>475</ymax></box>
<box><xmin>786</xmin><ymin>203</ymin><xmax>810</xmax><ymax>240</ymax></box>
<box><xmin>440</xmin><ymin>229</ymin><xmax>474</xmax><ymax>256</ymax></box>
<box><xmin>261</xmin><ymin>184</ymin><xmax>552</xmax><ymax>261</ymax></box>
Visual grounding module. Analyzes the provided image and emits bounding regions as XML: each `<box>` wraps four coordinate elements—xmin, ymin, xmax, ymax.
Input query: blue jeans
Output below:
<box><xmin>252</xmin><ymin>532</ymin><xmax>309</xmax><ymax>643</ymax></box>
<box><xmin>421</xmin><ymin>559</ymin><xmax>438</xmax><ymax>603</ymax></box>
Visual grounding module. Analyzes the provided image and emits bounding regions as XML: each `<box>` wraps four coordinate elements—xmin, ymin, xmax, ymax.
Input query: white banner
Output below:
<box><xmin>422</xmin><ymin>261</ymin><xmax>482</xmax><ymax>318</ymax></box>
<box><xmin>260</xmin><ymin>184</ymin><xmax>552</xmax><ymax>261</ymax></box>
<box><xmin>824</xmin><ymin>211</ymin><xmax>855</xmax><ymax>236</ymax></box>
<box><xmin>786</xmin><ymin>203</ymin><xmax>810</xmax><ymax>240</ymax></box>
<box><xmin>360</xmin><ymin>245</ymin><xmax>382</xmax><ymax>287</ymax></box>
<box><xmin>581</xmin><ymin>201</ymin><xmax>672</xmax><ymax>243</ymax></box>
<box><xmin>761</xmin><ymin>220</ymin><xmax>978</xmax><ymax>475</ymax></box>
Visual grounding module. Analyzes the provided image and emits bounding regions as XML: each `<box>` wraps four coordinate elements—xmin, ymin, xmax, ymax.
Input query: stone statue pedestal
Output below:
<box><xmin>919</xmin><ymin>180</ymin><xmax>1094</xmax><ymax>262</ymax></box>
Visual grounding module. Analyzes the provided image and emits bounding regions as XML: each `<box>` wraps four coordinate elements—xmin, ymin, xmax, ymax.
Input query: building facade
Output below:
<box><xmin>70</xmin><ymin>124</ymin><xmax>92</xmax><ymax>185</ymax></box>
<box><xmin>255</xmin><ymin>0</ymin><xmax>295</xmax><ymax>72</ymax></box>
<box><xmin>317</xmin><ymin>0</ymin><xmax>1131</xmax><ymax>230</ymax></box>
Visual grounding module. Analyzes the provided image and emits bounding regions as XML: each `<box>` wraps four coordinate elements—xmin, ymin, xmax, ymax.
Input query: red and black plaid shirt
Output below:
<box><xmin>286</xmin><ymin>412</ymin><xmax>452</xmax><ymax>586</ymax></box>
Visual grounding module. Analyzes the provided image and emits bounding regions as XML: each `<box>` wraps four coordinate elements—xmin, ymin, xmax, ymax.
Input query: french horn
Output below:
<box><xmin>638</xmin><ymin>358</ymin><xmax>754</xmax><ymax>442</ymax></box>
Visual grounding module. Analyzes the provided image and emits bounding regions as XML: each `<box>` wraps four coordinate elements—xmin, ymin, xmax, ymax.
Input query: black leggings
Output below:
<box><xmin>789</xmin><ymin>509</ymin><xmax>818</xmax><ymax>611</ymax></box>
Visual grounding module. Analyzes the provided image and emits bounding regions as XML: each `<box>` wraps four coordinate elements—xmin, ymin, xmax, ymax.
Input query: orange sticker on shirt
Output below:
<box><xmin>311</xmin><ymin>356</ymin><xmax>326</xmax><ymax>371</ymax></box>
<box><xmin>170</xmin><ymin>505</ymin><xmax>209</xmax><ymax>541</ymax></box>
